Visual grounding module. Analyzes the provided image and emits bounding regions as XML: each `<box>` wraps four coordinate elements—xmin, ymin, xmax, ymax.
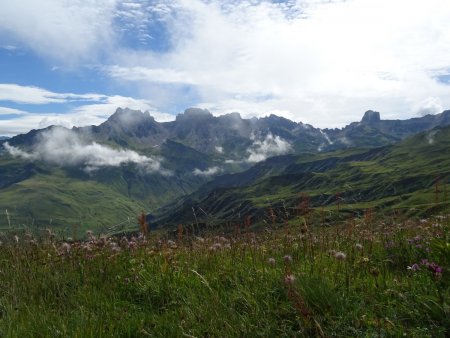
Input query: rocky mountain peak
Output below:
<box><xmin>177</xmin><ymin>108</ymin><xmax>213</xmax><ymax>121</ymax></box>
<box><xmin>108</xmin><ymin>108</ymin><xmax>155</xmax><ymax>124</ymax></box>
<box><xmin>361</xmin><ymin>110</ymin><xmax>381</xmax><ymax>124</ymax></box>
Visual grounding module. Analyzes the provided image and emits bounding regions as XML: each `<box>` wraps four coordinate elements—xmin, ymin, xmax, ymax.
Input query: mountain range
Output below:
<box><xmin>155</xmin><ymin>125</ymin><xmax>450</xmax><ymax>227</ymax></box>
<box><xmin>1</xmin><ymin>108</ymin><xmax>449</xmax><ymax>233</ymax></box>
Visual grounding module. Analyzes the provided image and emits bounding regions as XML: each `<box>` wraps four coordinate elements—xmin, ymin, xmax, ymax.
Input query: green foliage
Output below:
<box><xmin>0</xmin><ymin>216</ymin><xmax>448</xmax><ymax>337</ymax></box>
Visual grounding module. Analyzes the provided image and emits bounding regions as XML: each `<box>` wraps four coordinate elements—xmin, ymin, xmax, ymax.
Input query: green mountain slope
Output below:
<box><xmin>0</xmin><ymin>154</ymin><xmax>210</xmax><ymax>232</ymax></box>
<box><xmin>155</xmin><ymin>126</ymin><xmax>450</xmax><ymax>226</ymax></box>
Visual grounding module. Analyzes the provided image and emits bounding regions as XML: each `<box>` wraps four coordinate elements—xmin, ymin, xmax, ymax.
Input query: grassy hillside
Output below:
<box><xmin>0</xmin><ymin>157</ymin><xmax>207</xmax><ymax>233</ymax></box>
<box><xmin>156</xmin><ymin>126</ymin><xmax>450</xmax><ymax>226</ymax></box>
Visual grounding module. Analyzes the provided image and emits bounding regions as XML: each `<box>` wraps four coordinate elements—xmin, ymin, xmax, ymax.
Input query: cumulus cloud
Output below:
<box><xmin>0</xmin><ymin>0</ymin><xmax>116</xmax><ymax>64</ymax></box>
<box><xmin>246</xmin><ymin>133</ymin><xmax>292</xmax><ymax>163</ymax></box>
<box><xmin>193</xmin><ymin>166</ymin><xmax>222</xmax><ymax>176</ymax></box>
<box><xmin>104</xmin><ymin>0</ymin><xmax>450</xmax><ymax>127</ymax></box>
<box><xmin>415</xmin><ymin>97</ymin><xmax>444</xmax><ymax>117</ymax></box>
<box><xmin>3</xmin><ymin>127</ymin><xmax>168</xmax><ymax>173</ymax></box>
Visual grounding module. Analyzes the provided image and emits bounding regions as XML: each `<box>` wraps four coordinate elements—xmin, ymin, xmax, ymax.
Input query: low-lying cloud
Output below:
<box><xmin>193</xmin><ymin>166</ymin><xmax>222</xmax><ymax>177</ymax></box>
<box><xmin>3</xmin><ymin>127</ymin><xmax>167</xmax><ymax>173</ymax></box>
<box><xmin>246</xmin><ymin>133</ymin><xmax>292</xmax><ymax>163</ymax></box>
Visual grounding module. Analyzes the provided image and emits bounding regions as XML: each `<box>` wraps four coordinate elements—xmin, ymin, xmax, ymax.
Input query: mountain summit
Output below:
<box><xmin>361</xmin><ymin>110</ymin><xmax>381</xmax><ymax>124</ymax></box>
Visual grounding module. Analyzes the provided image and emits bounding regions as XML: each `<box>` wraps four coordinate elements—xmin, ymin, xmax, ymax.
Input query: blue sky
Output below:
<box><xmin>1</xmin><ymin>0</ymin><xmax>450</xmax><ymax>136</ymax></box>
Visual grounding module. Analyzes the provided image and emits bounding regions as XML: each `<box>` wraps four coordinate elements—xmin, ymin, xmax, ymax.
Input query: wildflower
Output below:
<box><xmin>420</xmin><ymin>259</ymin><xmax>429</xmax><ymax>266</ymax></box>
<box><xmin>355</xmin><ymin>243</ymin><xmax>363</xmax><ymax>250</ymax></box>
<box><xmin>59</xmin><ymin>242</ymin><xmax>71</xmax><ymax>254</ymax></box>
<box><xmin>283</xmin><ymin>255</ymin><xmax>293</xmax><ymax>264</ymax></box>
<box><xmin>97</xmin><ymin>236</ymin><xmax>108</xmax><ymax>247</ymax></box>
<box><xmin>426</xmin><ymin>262</ymin><xmax>443</xmax><ymax>276</ymax></box>
<box><xmin>268</xmin><ymin>257</ymin><xmax>276</xmax><ymax>266</ymax></box>
<box><xmin>111</xmin><ymin>245</ymin><xmax>121</xmax><ymax>253</ymax></box>
<box><xmin>218</xmin><ymin>236</ymin><xmax>229</xmax><ymax>243</ymax></box>
<box><xmin>284</xmin><ymin>274</ymin><xmax>296</xmax><ymax>285</ymax></box>
<box><xmin>167</xmin><ymin>240</ymin><xmax>177</xmax><ymax>248</ymax></box>
<box><xmin>119</xmin><ymin>236</ymin><xmax>129</xmax><ymax>249</ymax></box>
<box><xmin>407</xmin><ymin>263</ymin><xmax>420</xmax><ymax>271</ymax></box>
<box><xmin>334</xmin><ymin>251</ymin><xmax>346</xmax><ymax>260</ymax></box>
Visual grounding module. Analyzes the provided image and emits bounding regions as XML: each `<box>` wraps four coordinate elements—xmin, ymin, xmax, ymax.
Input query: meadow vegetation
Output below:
<box><xmin>0</xmin><ymin>212</ymin><xmax>449</xmax><ymax>337</ymax></box>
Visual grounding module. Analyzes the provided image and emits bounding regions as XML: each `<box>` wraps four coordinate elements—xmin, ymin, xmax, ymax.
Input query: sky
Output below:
<box><xmin>1</xmin><ymin>0</ymin><xmax>450</xmax><ymax>136</ymax></box>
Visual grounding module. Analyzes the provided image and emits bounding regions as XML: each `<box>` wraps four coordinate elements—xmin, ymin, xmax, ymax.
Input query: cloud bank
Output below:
<box><xmin>0</xmin><ymin>0</ymin><xmax>116</xmax><ymax>64</ymax></box>
<box><xmin>193</xmin><ymin>166</ymin><xmax>222</xmax><ymax>176</ymax></box>
<box><xmin>3</xmin><ymin>127</ymin><xmax>167</xmax><ymax>173</ymax></box>
<box><xmin>103</xmin><ymin>0</ymin><xmax>450</xmax><ymax>126</ymax></box>
<box><xmin>246</xmin><ymin>133</ymin><xmax>292</xmax><ymax>163</ymax></box>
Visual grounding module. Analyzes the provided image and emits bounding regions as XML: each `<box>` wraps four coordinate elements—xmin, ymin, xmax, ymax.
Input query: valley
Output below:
<box><xmin>0</xmin><ymin>108</ymin><xmax>449</xmax><ymax>234</ymax></box>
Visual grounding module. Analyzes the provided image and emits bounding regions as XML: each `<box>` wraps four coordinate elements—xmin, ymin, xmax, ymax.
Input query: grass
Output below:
<box><xmin>0</xmin><ymin>214</ymin><xmax>449</xmax><ymax>337</ymax></box>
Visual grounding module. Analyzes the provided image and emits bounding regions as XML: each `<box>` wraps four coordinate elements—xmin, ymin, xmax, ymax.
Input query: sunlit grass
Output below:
<box><xmin>0</xmin><ymin>214</ymin><xmax>449</xmax><ymax>337</ymax></box>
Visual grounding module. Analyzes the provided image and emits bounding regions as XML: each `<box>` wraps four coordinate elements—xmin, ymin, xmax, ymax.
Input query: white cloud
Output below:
<box><xmin>2</xmin><ymin>0</ymin><xmax>450</xmax><ymax>128</ymax></box>
<box><xmin>426</xmin><ymin>130</ymin><xmax>438</xmax><ymax>145</ymax></box>
<box><xmin>105</xmin><ymin>0</ymin><xmax>450</xmax><ymax>127</ymax></box>
<box><xmin>3</xmin><ymin>127</ymin><xmax>167</xmax><ymax>173</ymax></box>
<box><xmin>246</xmin><ymin>133</ymin><xmax>292</xmax><ymax>163</ymax></box>
<box><xmin>414</xmin><ymin>97</ymin><xmax>444</xmax><ymax>117</ymax></box>
<box><xmin>0</xmin><ymin>0</ymin><xmax>116</xmax><ymax>64</ymax></box>
<box><xmin>0</xmin><ymin>106</ymin><xmax>28</xmax><ymax>116</ymax></box>
<box><xmin>106</xmin><ymin>65</ymin><xmax>197</xmax><ymax>84</ymax></box>
<box><xmin>0</xmin><ymin>44</ymin><xmax>17</xmax><ymax>51</ymax></box>
<box><xmin>193</xmin><ymin>166</ymin><xmax>222</xmax><ymax>176</ymax></box>
<box><xmin>0</xmin><ymin>84</ymin><xmax>104</xmax><ymax>104</ymax></box>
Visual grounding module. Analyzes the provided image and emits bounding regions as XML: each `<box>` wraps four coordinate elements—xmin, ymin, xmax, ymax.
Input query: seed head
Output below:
<box><xmin>334</xmin><ymin>251</ymin><xmax>346</xmax><ymax>260</ymax></box>
<box><xmin>283</xmin><ymin>255</ymin><xmax>293</xmax><ymax>264</ymax></box>
<box><xmin>60</xmin><ymin>242</ymin><xmax>71</xmax><ymax>254</ymax></box>
<box><xmin>284</xmin><ymin>274</ymin><xmax>296</xmax><ymax>285</ymax></box>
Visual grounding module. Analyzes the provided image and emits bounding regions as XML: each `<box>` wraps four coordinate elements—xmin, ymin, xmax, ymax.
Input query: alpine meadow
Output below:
<box><xmin>1</xmin><ymin>0</ymin><xmax>450</xmax><ymax>337</ymax></box>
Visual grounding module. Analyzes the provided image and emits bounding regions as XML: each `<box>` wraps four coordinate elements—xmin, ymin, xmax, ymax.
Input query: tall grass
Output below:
<box><xmin>0</xmin><ymin>214</ymin><xmax>448</xmax><ymax>337</ymax></box>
